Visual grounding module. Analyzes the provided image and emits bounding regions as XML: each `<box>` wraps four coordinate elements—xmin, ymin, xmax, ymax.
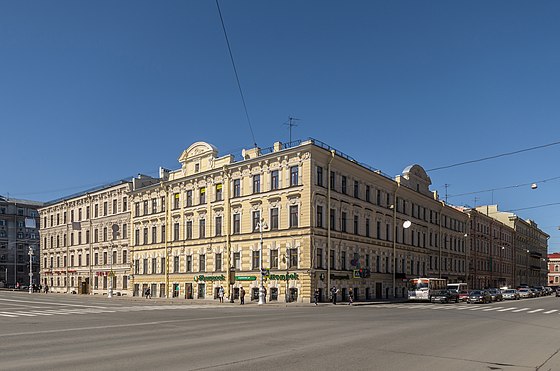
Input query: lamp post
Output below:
<box><xmin>256</xmin><ymin>217</ymin><xmax>268</xmax><ymax>305</ymax></box>
<box><xmin>28</xmin><ymin>246</ymin><xmax>33</xmax><ymax>294</ymax></box>
<box><xmin>108</xmin><ymin>243</ymin><xmax>113</xmax><ymax>298</ymax></box>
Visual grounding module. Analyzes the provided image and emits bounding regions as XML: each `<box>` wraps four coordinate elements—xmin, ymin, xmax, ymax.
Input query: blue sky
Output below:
<box><xmin>1</xmin><ymin>1</ymin><xmax>559</xmax><ymax>249</ymax></box>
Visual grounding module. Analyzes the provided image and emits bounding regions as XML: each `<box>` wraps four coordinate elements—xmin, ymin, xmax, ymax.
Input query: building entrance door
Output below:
<box><xmin>185</xmin><ymin>283</ymin><xmax>193</xmax><ymax>299</ymax></box>
<box><xmin>376</xmin><ymin>282</ymin><xmax>383</xmax><ymax>299</ymax></box>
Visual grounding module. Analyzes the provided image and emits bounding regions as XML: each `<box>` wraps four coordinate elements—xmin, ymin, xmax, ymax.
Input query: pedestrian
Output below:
<box><xmin>348</xmin><ymin>289</ymin><xmax>354</xmax><ymax>306</ymax></box>
<box><xmin>314</xmin><ymin>288</ymin><xmax>320</xmax><ymax>305</ymax></box>
<box><xmin>44</xmin><ymin>284</ymin><xmax>49</xmax><ymax>294</ymax></box>
<box><xmin>330</xmin><ymin>286</ymin><xmax>338</xmax><ymax>305</ymax></box>
<box><xmin>240</xmin><ymin>287</ymin><xmax>245</xmax><ymax>305</ymax></box>
<box><xmin>145</xmin><ymin>288</ymin><xmax>151</xmax><ymax>299</ymax></box>
<box><xmin>218</xmin><ymin>286</ymin><xmax>224</xmax><ymax>303</ymax></box>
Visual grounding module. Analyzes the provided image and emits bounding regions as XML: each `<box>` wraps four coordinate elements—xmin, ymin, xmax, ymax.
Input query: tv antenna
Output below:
<box><xmin>284</xmin><ymin>116</ymin><xmax>300</xmax><ymax>143</ymax></box>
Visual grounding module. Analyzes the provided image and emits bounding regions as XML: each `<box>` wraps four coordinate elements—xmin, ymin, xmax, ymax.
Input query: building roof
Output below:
<box><xmin>43</xmin><ymin>177</ymin><xmax>132</xmax><ymax>206</ymax></box>
<box><xmin>0</xmin><ymin>195</ymin><xmax>44</xmax><ymax>207</ymax></box>
<box><xmin>548</xmin><ymin>253</ymin><xmax>560</xmax><ymax>259</ymax></box>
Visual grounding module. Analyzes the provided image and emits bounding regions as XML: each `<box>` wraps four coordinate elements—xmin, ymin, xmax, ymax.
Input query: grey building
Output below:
<box><xmin>0</xmin><ymin>196</ymin><xmax>44</xmax><ymax>288</ymax></box>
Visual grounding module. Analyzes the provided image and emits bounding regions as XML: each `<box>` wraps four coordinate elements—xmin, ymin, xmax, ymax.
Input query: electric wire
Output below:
<box><xmin>447</xmin><ymin>176</ymin><xmax>560</xmax><ymax>198</ymax></box>
<box><xmin>215</xmin><ymin>0</ymin><xmax>257</xmax><ymax>148</ymax></box>
<box><xmin>427</xmin><ymin>140</ymin><xmax>560</xmax><ymax>172</ymax></box>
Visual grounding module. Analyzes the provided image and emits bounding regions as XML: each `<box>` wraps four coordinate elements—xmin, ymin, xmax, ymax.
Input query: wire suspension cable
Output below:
<box><xmin>215</xmin><ymin>0</ymin><xmax>257</xmax><ymax>148</ymax></box>
<box><xmin>427</xmin><ymin>140</ymin><xmax>560</xmax><ymax>172</ymax></box>
<box><xmin>448</xmin><ymin>175</ymin><xmax>560</xmax><ymax>198</ymax></box>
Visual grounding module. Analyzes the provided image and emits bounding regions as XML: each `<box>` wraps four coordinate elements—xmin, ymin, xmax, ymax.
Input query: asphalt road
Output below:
<box><xmin>1</xmin><ymin>291</ymin><xmax>560</xmax><ymax>371</ymax></box>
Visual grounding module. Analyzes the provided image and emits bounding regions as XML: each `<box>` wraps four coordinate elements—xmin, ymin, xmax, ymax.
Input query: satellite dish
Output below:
<box><xmin>403</xmin><ymin>220</ymin><xmax>412</xmax><ymax>229</ymax></box>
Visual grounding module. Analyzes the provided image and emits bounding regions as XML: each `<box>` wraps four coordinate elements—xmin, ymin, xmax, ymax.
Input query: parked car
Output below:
<box><xmin>467</xmin><ymin>290</ymin><xmax>492</xmax><ymax>304</ymax></box>
<box><xmin>556</xmin><ymin>288</ymin><xmax>560</xmax><ymax>297</ymax></box>
<box><xmin>458</xmin><ymin>290</ymin><xmax>470</xmax><ymax>302</ymax></box>
<box><xmin>430</xmin><ymin>290</ymin><xmax>459</xmax><ymax>304</ymax></box>
<box><xmin>518</xmin><ymin>288</ymin><xmax>532</xmax><ymax>298</ymax></box>
<box><xmin>488</xmin><ymin>288</ymin><xmax>503</xmax><ymax>302</ymax></box>
<box><xmin>529</xmin><ymin>288</ymin><xmax>540</xmax><ymax>297</ymax></box>
<box><xmin>502</xmin><ymin>289</ymin><xmax>520</xmax><ymax>300</ymax></box>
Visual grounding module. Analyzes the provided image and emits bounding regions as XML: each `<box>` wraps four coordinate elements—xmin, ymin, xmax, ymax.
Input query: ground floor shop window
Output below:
<box><xmin>198</xmin><ymin>283</ymin><xmax>205</xmax><ymax>298</ymax></box>
<box><xmin>134</xmin><ymin>284</ymin><xmax>140</xmax><ymax>297</ymax></box>
<box><xmin>289</xmin><ymin>288</ymin><xmax>298</xmax><ymax>302</ymax></box>
<box><xmin>159</xmin><ymin>283</ymin><xmax>165</xmax><ymax>298</ymax></box>
<box><xmin>173</xmin><ymin>283</ymin><xmax>180</xmax><ymax>298</ymax></box>
<box><xmin>270</xmin><ymin>287</ymin><xmax>278</xmax><ymax>301</ymax></box>
<box><xmin>151</xmin><ymin>284</ymin><xmax>157</xmax><ymax>298</ymax></box>
<box><xmin>251</xmin><ymin>287</ymin><xmax>259</xmax><ymax>301</ymax></box>
<box><xmin>365</xmin><ymin>287</ymin><xmax>371</xmax><ymax>300</ymax></box>
<box><xmin>185</xmin><ymin>283</ymin><xmax>193</xmax><ymax>299</ymax></box>
<box><xmin>233</xmin><ymin>287</ymin><xmax>239</xmax><ymax>299</ymax></box>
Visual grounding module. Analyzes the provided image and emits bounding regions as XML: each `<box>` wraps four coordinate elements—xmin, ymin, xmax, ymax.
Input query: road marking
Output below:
<box><xmin>497</xmin><ymin>307</ymin><xmax>516</xmax><ymax>312</ymax></box>
<box><xmin>544</xmin><ymin>310</ymin><xmax>558</xmax><ymax>314</ymax></box>
<box><xmin>527</xmin><ymin>309</ymin><xmax>544</xmax><ymax>314</ymax></box>
<box><xmin>512</xmin><ymin>308</ymin><xmax>529</xmax><ymax>313</ymax></box>
<box><xmin>0</xmin><ymin>313</ymin><xmax>17</xmax><ymax>317</ymax></box>
<box><xmin>0</xmin><ymin>297</ymin><xmax>107</xmax><ymax>308</ymax></box>
<box><xmin>482</xmin><ymin>307</ymin><xmax>503</xmax><ymax>311</ymax></box>
<box><xmin>468</xmin><ymin>306</ymin><xmax>486</xmax><ymax>310</ymax></box>
<box><xmin>0</xmin><ymin>311</ymin><xmax>36</xmax><ymax>317</ymax></box>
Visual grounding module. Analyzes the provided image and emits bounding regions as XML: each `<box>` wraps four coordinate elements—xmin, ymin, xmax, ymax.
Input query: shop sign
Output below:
<box><xmin>235</xmin><ymin>276</ymin><xmax>257</xmax><ymax>281</ymax></box>
<box><xmin>269</xmin><ymin>273</ymin><xmax>299</xmax><ymax>281</ymax></box>
<box><xmin>193</xmin><ymin>274</ymin><xmax>225</xmax><ymax>282</ymax></box>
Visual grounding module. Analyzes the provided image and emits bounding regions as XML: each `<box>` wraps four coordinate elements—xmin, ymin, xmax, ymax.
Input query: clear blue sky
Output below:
<box><xmin>1</xmin><ymin>1</ymin><xmax>559</xmax><ymax>250</ymax></box>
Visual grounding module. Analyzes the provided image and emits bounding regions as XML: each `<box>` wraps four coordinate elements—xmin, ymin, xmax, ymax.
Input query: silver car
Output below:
<box><xmin>502</xmin><ymin>289</ymin><xmax>520</xmax><ymax>300</ymax></box>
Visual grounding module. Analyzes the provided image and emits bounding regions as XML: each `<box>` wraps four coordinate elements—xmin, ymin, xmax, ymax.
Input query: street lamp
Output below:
<box><xmin>255</xmin><ymin>217</ymin><xmax>268</xmax><ymax>305</ymax></box>
<box><xmin>28</xmin><ymin>246</ymin><xmax>33</xmax><ymax>294</ymax></box>
<box><xmin>108</xmin><ymin>224</ymin><xmax>119</xmax><ymax>299</ymax></box>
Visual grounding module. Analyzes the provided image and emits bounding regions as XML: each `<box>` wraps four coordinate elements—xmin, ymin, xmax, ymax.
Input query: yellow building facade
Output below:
<box><xmin>130</xmin><ymin>140</ymin><xmax>469</xmax><ymax>303</ymax></box>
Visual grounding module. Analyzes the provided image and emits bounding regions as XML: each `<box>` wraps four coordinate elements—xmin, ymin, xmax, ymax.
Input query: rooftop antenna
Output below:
<box><xmin>284</xmin><ymin>116</ymin><xmax>299</xmax><ymax>143</ymax></box>
<box><xmin>444</xmin><ymin>184</ymin><xmax>450</xmax><ymax>204</ymax></box>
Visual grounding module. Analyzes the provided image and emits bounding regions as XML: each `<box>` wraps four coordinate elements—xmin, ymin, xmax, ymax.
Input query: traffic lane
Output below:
<box><xmin>2</xmin><ymin>305</ymin><xmax>559</xmax><ymax>371</ymax></box>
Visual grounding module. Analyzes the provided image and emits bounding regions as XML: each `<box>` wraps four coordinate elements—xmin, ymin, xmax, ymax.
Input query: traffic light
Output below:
<box><xmin>261</xmin><ymin>268</ymin><xmax>270</xmax><ymax>277</ymax></box>
<box><xmin>353</xmin><ymin>270</ymin><xmax>360</xmax><ymax>279</ymax></box>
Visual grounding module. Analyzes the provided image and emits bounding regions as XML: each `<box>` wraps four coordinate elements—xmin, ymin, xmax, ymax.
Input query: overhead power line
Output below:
<box><xmin>215</xmin><ymin>0</ymin><xmax>257</xmax><ymax>148</ymax></box>
<box><xmin>427</xmin><ymin>140</ymin><xmax>560</xmax><ymax>172</ymax></box>
<box><xmin>448</xmin><ymin>175</ymin><xmax>560</xmax><ymax>198</ymax></box>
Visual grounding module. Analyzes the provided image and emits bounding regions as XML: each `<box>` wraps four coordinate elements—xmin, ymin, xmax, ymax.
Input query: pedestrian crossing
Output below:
<box><xmin>0</xmin><ymin>304</ymin><xmax>223</xmax><ymax>319</ymax></box>
<box><xmin>374</xmin><ymin>303</ymin><xmax>560</xmax><ymax>317</ymax></box>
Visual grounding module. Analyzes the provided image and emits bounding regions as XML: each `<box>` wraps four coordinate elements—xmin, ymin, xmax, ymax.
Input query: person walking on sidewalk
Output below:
<box><xmin>348</xmin><ymin>289</ymin><xmax>354</xmax><ymax>306</ymax></box>
<box><xmin>218</xmin><ymin>286</ymin><xmax>224</xmax><ymax>303</ymax></box>
<box><xmin>314</xmin><ymin>288</ymin><xmax>320</xmax><ymax>305</ymax></box>
<box><xmin>330</xmin><ymin>286</ymin><xmax>338</xmax><ymax>305</ymax></box>
<box><xmin>240</xmin><ymin>287</ymin><xmax>245</xmax><ymax>305</ymax></box>
<box><xmin>145</xmin><ymin>288</ymin><xmax>151</xmax><ymax>299</ymax></box>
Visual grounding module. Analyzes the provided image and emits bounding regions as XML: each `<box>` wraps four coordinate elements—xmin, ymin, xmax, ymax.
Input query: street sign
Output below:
<box><xmin>235</xmin><ymin>276</ymin><xmax>257</xmax><ymax>281</ymax></box>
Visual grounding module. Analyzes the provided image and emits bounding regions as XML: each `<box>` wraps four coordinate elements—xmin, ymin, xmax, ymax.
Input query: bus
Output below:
<box><xmin>408</xmin><ymin>278</ymin><xmax>448</xmax><ymax>301</ymax></box>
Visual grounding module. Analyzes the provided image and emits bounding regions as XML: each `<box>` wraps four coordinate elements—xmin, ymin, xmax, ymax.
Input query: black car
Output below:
<box><xmin>467</xmin><ymin>290</ymin><xmax>492</xmax><ymax>304</ymax></box>
<box><xmin>487</xmin><ymin>288</ymin><xmax>503</xmax><ymax>302</ymax></box>
<box><xmin>430</xmin><ymin>290</ymin><xmax>459</xmax><ymax>304</ymax></box>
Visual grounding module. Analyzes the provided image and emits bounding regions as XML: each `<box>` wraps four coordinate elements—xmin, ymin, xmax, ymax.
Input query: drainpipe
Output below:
<box><xmin>392</xmin><ymin>182</ymin><xmax>400</xmax><ymax>298</ymax></box>
<box><xmin>326</xmin><ymin>150</ymin><xmax>335</xmax><ymax>298</ymax></box>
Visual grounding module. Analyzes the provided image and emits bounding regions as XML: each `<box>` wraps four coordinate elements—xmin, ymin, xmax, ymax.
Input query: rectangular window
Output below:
<box><xmin>186</xmin><ymin>221</ymin><xmax>193</xmax><ymax>239</ymax></box>
<box><xmin>316</xmin><ymin>166</ymin><xmax>323</xmax><ymax>187</ymax></box>
<box><xmin>143</xmin><ymin>259</ymin><xmax>149</xmax><ymax>274</ymax></box>
<box><xmin>161</xmin><ymin>196</ymin><xmax>166</xmax><ymax>212</ymax></box>
<box><xmin>253</xmin><ymin>175</ymin><xmax>261</xmax><ymax>193</ymax></box>
<box><xmin>234</xmin><ymin>252</ymin><xmax>240</xmax><ymax>270</ymax></box>
<box><xmin>288</xmin><ymin>248</ymin><xmax>298</xmax><ymax>268</ymax></box>
<box><xmin>123</xmin><ymin>197</ymin><xmax>127</xmax><ymax>212</ymax></box>
<box><xmin>122</xmin><ymin>250</ymin><xmax>127</xmax><ymax>264</ymax></box>
<box><xmin>161</xmin><ymin>257</ymin><xmax>165</xmax><ymax>274</ymax></box>
<box><xmin>152</xmin><ymin>226</ymin><xmax>157</xmax><ymax>244</ymax></box>
<box><xmin>173</xmin><ymin>223</ymin><xmax>179</xmax><ymax>241</ymax></box>
<box><xmin>354</xmin><ymin>180</ymin><xmax>359</xmax><ymax>198</ymax></box>
<box><xmin>199</xmin><ymin>254</ymin><xmax>206</xmax><ymax>272</ymax></box>
<box><xmin>252</xmin><ymin>211</ymin><xmax>261</xmax><ymax>232</ymax></box>
<box><xmin>271</xmin><ymin>249</ymin><xmax>278</xmax><ymax>269</ymax></box>
<box><xmin>135</xmin><ymin>203</ymin><xmax>140</xmax><ymax>217</ymax></box>
<box><xmin>330</xmin><ymin>171</ymin><xmax>335</xmax><ymax>190</ymax></box>
<box><xmin>161</xmin><ymin>225</ymin><xmax>166</xmax><ymax>243</ymax></box>
<box><xmin>104</xmin><ymin>201</ymin><xmax>108</xmax><ymax>216</ymax></box>
<box><xmin>143</xmin><ymin>228</ymin><xmax>148</xmax><ymax>245</ymax></box>
<box><xmin>152</xmin><ymin>199</ymin><xmax>157</xmax><ymax>213</ymax></box>
<box><xmin>252</xmin><ymin>251</ymin><xmax>260</xmax><ymax>270</ymax></box>
<box><xmin>365</xmin><ymin>218</ymin><xmax>371</xmax><ymax>238</ymax></box>
<box><xmin>233</xmin><ymin>214</ymin><xmax>240</xmax><ymax>234</ymax></box>
<box><xmin>290</xmin><ymin>166</ymin><xmax>299</xmax><ymax>186</ymax></box>
<box><xmin>341</xmin><ymin>251</ymin><xmax>346</xmax><ymax>270</ymax></box>
<box><xmin>135</xmin><ymin>229</ymin><xmax>139</xmax><ymax>246</ymax></box>
<box><xmin>366</xmin><ymin>185</ymin><xmax>371</xmax><ymax>202</ymax></box>
<box><xmin>271</xmin><ymin>170</ymin><xmax>279</xmax><ymax>190</ymax></box>
<box><xmin>330</xmin><ymin>250</ymin><xmax>335</xmax><ymax>269</ymax></box>
<box><xmin>316</xmin><ymin>248</ymin><xmax>323</xmax><ymax>269</ymax></box>
<box><xmin>113</xmin><ymin>199</ymin><xmax>117</xmax><ymax>214</ymax></box>
<box><xmin>151</xmin><ymin>258</ymin><xmax>157</xmax><ymax>275</ymax></box>
<box><xmin>199</xmin><ymin>188</ymin><xmax>206</xmax><ymax>204</ymax></box>
<box><xmin>174</xmin><ymin>256</ymin><xmax>180</xmax><ymax>273</ymax></box>
<box><xmin>186</xmin><ymin>190</ymin><xmax>193</xmax><ymax>207</ymax></box>
<box><xmin>289</xmin><ymin>205</ymin><xmax>298</xmax><ymax>228</ymax></box>
<box><xmin>215</xmin><ymin>253</ymin><xmax>222</xmax><ymax>271</ymax></box>
<box><xmin>330</xmin><ymin>209</ymin><xmax>336</xmax><ymax>230</ymax></box>
<box><xmin>270</xmin><ymin>208</ymin><xmax>279</xmax><ymax>230</ymax></box>
<box><xmin>233</xmin><ymin>179</ymin><xmax>241</xmax><ymax>197</ymax></box>
<box><xmin>199</xmin><ymin>219</ymin><xmax>206</xmax><ymax>239</ymax></box>
<box><xmin>143</xmin><ymin>200</ymin><xmax>148</xmax><ymax>215</ymax></box>
<box><xmin>215</xmin><ymin>184</ymin><xmax>223</xmax><ymax>201</ymax></box>
<box><xmin>215</xmin><ymin>216</ymin><xmax>222</xmax><ymax>236</ymax></box>
<box><xmin>316</xmin><ymin>205</ymin><xmax>323</xmax><ymax>228</ymax></box>
<box><xmin>341</xmin><ymin>176</ymin><xmax>347</xmax><ymax>194</ymax></box>
<box><xmin>186</xmin><ymin>255</ymin><xmax>192</xmax><ymax>272</ymax></box>
<box><xmin>341</xmin><ymin>212</ymin><xmax>347</xmax><ymax>232</ymax></box>
<box><xmin>174</xmin><ymin>193</ymin><xmax>180</xmax><ymax>209</ymax></box>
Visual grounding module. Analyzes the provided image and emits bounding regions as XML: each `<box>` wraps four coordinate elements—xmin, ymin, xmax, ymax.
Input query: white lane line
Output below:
<box><xmin>0</xmin><ymin>313</ymin><xmax>17</xmax><ymax>317</ymax></box>
<box><xmin>20</xmin><ymin>311</ymin><xmax>54</xmax><ymax>316</ymax></box>
<box><xmin>0</xmin><ymin>311</ymin><xmax>36</xmax><ymax>317</ymax></box>
<box><xmin>482</xmin><ymin>307</ymin><xmax>503</xmax><ymax>311</ymax></box>
<box><xmin>469</xmin><ymin>306</ymin><xmax>486</xmax><ymax>311</ymax></box>
<box><xmin>512</xmin><ymin>308</ymin><xmax>529</xmax><ymax>313</ymax></box>
<box><xmin>0</xmin><ymin>298</ymin><xmax>107</xmax><ymax>308</ymax></box>
<box><xmin>528</xmin><ymin>309</ymin><xmax>544</xmax><ymax>314</ymax></box>
<box><xmin>456</xmin><ymin>305</ymin><xmax>478</xmax><ymax>310</ymax></box>
<box><xmin>497</xmin><ymin>307</ymin><xmax>516</xmax><ymax>312</ymax></box>
<box><xmin>544</xmin><ymin>310</ymin><xmax>558</xmax><ymax>314</ymax></box>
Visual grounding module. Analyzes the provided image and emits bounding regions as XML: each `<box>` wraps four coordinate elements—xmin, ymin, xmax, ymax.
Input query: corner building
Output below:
<box><xmin>39</xmin><ymin>181</ymin><xmax>132</xmax><ymax>295</ymax></box>
<box><xmin>130</xmin><ymin>140</ymin><xmax>468</xmax><ymax>303</ymax></box>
